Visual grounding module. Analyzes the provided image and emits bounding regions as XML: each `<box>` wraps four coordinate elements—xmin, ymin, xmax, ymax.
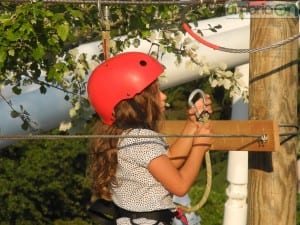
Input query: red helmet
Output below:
<box><xmin>87</xmin><ymin>52</ymin><xmax>164</xmax><ymax>125</ymax></box>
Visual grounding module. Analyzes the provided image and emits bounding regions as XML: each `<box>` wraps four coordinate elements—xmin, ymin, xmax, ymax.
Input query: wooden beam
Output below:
<box><xmin>161</xmin><ymin>120</ymin><xmax>279</xmax><ymax>152</ymax></box>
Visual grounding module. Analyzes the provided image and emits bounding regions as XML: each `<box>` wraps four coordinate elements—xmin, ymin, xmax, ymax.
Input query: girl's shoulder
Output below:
<box><xmin>118</xmin><ymin>128</ymin><xmax>168</xmax><ymax>166</ymax></box>
<box><xmin>118</xmin><ymin>128</ymin><xmax>167</xmax><ymax>149</ymax></box>
<box><xmin>125</xmin><ymin>128</ymin><xmax>158</xmax><ymax>136</ymax></box>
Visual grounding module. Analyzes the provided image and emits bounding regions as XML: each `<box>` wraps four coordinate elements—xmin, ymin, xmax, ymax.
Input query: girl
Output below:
<box><xmin>87</xmin><ymin>52</ymin><xmax>212</xmax><ymax>225</ymax></box>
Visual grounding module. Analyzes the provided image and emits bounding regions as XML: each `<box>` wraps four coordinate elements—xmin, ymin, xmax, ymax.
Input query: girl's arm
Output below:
<box><xmin>166</xmin><ymin>119</ymin><xmax>197</xmax><ymax>168</ymax></box>
<box><xmin>149</xmin><ymin>121</ymin><xmax>212</xmax><ymax>196</ymax></box>
<box><xmin>167</xmin><ymin>94</ymin><xmax>212</xmax><ymax>168</ymax></box>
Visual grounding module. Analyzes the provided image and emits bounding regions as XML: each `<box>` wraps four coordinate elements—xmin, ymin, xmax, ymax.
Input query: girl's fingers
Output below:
<box><xmin>187</xmin><ymin>95</ymin><xmax>213</xmax><ymax>122</ymax></box>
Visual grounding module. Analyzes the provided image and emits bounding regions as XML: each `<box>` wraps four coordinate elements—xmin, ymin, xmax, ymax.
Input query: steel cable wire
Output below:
<box><xmin>1</xmin><ymin>0</ymin><xmax>227</xmax><ymax>5</ymax></box>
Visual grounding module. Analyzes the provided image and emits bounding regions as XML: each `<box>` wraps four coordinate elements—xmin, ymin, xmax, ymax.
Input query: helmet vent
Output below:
<box><xmin>139</xmin><ymin>60</ymin><xmax>147</xmax><ymax>66</ymax></box>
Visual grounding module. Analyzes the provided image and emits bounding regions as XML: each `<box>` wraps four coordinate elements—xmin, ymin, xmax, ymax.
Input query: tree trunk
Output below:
<box><xmin>248</xmin><ymin>8</ymin><xmax>298</xmax><ymax>225</ymax></box>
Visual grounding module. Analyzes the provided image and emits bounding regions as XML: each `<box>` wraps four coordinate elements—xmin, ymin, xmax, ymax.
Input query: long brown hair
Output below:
<box><xmin>88</xmin><ymin>80</ymin><xmax>164</xmax><ymax>200</ymax></box>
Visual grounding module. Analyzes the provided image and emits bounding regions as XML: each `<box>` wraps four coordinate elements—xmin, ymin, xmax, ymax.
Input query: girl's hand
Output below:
<box><xmin>187</xmin><ymin>94</ymin><xmax>212</xmax><ymax>123</ymax></box>
<box><xmin>193</xmin><ymin>121</ymin><xmax>213</xmax><ymax>151</ymax></box>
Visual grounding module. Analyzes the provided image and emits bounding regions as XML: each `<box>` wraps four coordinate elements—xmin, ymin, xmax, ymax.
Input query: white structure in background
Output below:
<box><xmin>223</xmin><ymin>64</ymin><xmax>249</xmax><ymax>225</ymax></box>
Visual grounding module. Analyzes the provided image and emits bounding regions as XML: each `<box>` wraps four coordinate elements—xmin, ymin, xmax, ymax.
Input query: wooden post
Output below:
<box><xmin>248</xmin><ymin>3</ymin><xmax>298</xmax><ymax>225</ymax></box>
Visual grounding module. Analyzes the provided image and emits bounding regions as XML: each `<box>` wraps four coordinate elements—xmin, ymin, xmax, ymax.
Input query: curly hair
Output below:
<box><xmin>88</xmin><ymin>80</ymin><xmax>164</xmax><ymax>200</ymax></box>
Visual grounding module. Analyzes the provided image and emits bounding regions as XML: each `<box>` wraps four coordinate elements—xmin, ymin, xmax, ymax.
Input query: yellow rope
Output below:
<box><xmin>176</xmin><ymin>151</ymin><xmax>212</xmax><ymax>213</ymax></box>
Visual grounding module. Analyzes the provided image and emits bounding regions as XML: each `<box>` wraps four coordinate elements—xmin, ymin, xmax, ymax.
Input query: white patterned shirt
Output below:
<box><xmin>111</xmin><ymin>128</ymin><xmax>176</xmax><ymax>212</ymax></box>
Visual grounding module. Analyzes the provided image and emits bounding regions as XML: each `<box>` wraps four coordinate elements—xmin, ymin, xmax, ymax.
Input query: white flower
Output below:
<box><xmin>219</xmin><ymin>62</ymin><xmax>227</xmax><ymax>71</ymax></box>
<box><xmin>237</xmin><ymin>78</ymin><xmax>247</xmax><ymax>89</ymax></box>
<box><xmin>98</xmin><ymin>43</ymin><xmax>103</xmax><ymax>52</ymax></box>
<box><xmin>183</xmin><ymin>37</ymin><xmax>193</xmax><ymax>45</ymax></box>
<box><xmin>158</xmin><ymin>30</ymin><xmax>164</xmax><ymax>40</ymax></box>
<box><xmin>230</xmin><ymin>86</ymin><xmax>240</xmax><ymax>97</ymax></box>
<box><xmin>163</xmin><ymin>31</ymin><xmax>172</xmax><ymax>39</ymax></box>
<box><xmin>74</xmin><ymin>102</ymin><xmax>81</xmax><ymax>110</ymax></box>
<box><xmin>202</xmin><ymin>64</ymin><xmax>211</xmax><ymax>75</ymax></box>
<box><xmin>215</xmin><ymin>69</ymin><xmax>225</xmax><ymax>77</ymax></box>
<box><xmin>75</xmin><ymin>67</ymin><xmax>86</xmax><ymax>81</ymax></box>
<box><xmin>189</xmin><ymin>43</ymin><xmax>200</xmax><ymax>51</ymax></box>
<box><xmin>69</xmin><ymin>107</ymin><xmax>77</xmax><ymax>118</ymax></box>
<box><xmin>78</xmin><ymin>53</ymin><xmax>86</xmax><ymax>61</ymax></box>
<box><xmin>109</xmin><ymin>40</ymin><xmax>117</xmax><ymax>52</ymax></box>
<box><xmin>210</xmin><ymin>78</ymin><xmax>218</xmax><ymax>87</ymax></box>
<box><xmin>224</xmin><ymin>71</ymin><xmax>233</xmax><ymax>78</ymax></box>
<box><xmin>223</xmin><ymin>78</ymin><xmax>232</xmax><ymax>90</ymax></box>
<box><xmin>69</xmin><ymin>48</ymin><xmax>79</xmax><ymax>58</ymax></box>
<box><xmin>174</xmin><ymin>32</ymin><xmax>184</xmax><ymax>48</ymax></box>
<box><xmin>63</xmin><ymin>70</ymin><xmax>72</xmax><ymax>78</ymax></box>
<box><xmin>174</xmin><ymin>31</ymin><xmax>183</xmax><ymax>42</ymax></box>
<box><xmin>234</xmin><ymin>71</ymin><xmax>244</xmax><ymax>79</ymax></box>
<box><xmin>88</xmin><ymin>60</ymin><xmax>99</xmax><ymax>71</ymax></box>
<box><xmin>149</xmin><ymin>30</ymin><xmax>159</xmax><ymax>43</ymax></box>
<box><xmin>59</xmin><ymin>121</ymin><xmax>72</xmax><ymax>131</ymax></box>
<box><xmin>62</xmin><ymin>80</ymin><xmax>71</xmax><ymax>88</ymax></box>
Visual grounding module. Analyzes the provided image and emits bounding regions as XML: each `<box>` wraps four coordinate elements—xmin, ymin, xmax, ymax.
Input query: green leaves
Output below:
<box><xmin>56</xmin><ymin>21</ymin><xmax>70</xmax><ymax>42</ymax></box>
<box><xmin>0</xmin><ymin>2</ymin><xmax>76</xmax><ymax>84</ymax></box>
<box><xmin>32</xmin><ymin>43</ymin><xmax>45</xmax><ymax>61</ymax></box>
<box><xmin>0</xmin><ymin>2</ymin><xmax>100</xmax><ymax>131</ymax></box>
<box><xmin>0</xmin><ymin>49</ymin><xmax>7</xmax><ymax>69</ymax></box>
<box><xmin>0</xmin><ymin>136</ymin><xmax>91</xmax><ymax>224</ymax></box>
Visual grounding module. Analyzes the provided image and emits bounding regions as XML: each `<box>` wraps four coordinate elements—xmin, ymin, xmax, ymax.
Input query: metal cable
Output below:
<box><xmin>279</xmin><ymin>124</ymin><xmax>299</xmax><ymax>129</ymax></box>
<box><xmin>1</xmin><ymin>127</ymin><xmax>299</xmax><ymax>140</ymax></box>
<box><xmin>182</xmin><ymin>22</ymin><xmax>300</xmax><ymax>54</ymax></box>
<box><xmin>279</xmin><ymin>132</ymin><xmax>299</xmax><ymax>137</ymax></box>
<box><xmin>0</xmin><ymin>133</ymin><xmax>266</xmax><ymax>140</ymax></box>
<box><xmin>220</xmin><ymin>33</ymin><xmax>300</xmax><ymax>54</ymax></box>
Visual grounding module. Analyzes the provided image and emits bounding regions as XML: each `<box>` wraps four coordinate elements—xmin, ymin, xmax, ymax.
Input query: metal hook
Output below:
<box><xmin>97</xmin><ymin>0</ymin><xmax>102</xmax><ymax>19</ymax></box>
<box><xmin>148</xmin><ymin>43</ymin><xmax>160</xmax><ymax>59</ymax></box>
<box><xmin>188</xmin><ymin>89</ymin><xmax>209</xmax><ymax>123</ymax></box>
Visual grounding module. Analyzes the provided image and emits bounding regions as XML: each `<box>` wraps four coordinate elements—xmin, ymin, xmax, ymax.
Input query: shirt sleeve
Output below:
<box><xmin>118</xmin><ymin>129</ymin><xmax>168</xmax><ymax>168</ymax></box>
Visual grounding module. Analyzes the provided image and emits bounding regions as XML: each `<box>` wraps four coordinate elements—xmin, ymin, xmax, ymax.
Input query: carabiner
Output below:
<box><xmin>188</xmin><ymin>89</ymin><xmax>209</xmax><ymax>123</ymax></box>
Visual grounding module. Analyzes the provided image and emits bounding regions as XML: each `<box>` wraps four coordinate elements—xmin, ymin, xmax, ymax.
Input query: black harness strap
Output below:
<box><xmin>115</xmin><ymin>205</ymin><xmax>175</xmax><ymax>224</ymax></box>
<box><xmin>87</xmin><ymin>199</ymin><xmax>175</xmax><ymax>225</ymax></box>
<box><xmin>87</xmin><ymin>199</ymin><xmax>117</xmax><ymax>225</ymax></box>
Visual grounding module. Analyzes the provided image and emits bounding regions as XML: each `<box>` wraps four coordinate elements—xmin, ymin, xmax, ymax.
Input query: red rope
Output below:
<box><xmin>182</xmin><ymin>23</ymin><xmax>220</xmax><ymax>50</ymax></box>
<box><xmin>102</xmin><ymin>37</ymin><xmax>109</xmax><ymax>60</ymax></box>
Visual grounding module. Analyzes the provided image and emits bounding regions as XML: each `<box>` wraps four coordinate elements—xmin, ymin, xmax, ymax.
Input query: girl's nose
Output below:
<box><xmin>160</xmin><ymin>91</ymin><xmax>167</xmax><ymax>101</ymax></box>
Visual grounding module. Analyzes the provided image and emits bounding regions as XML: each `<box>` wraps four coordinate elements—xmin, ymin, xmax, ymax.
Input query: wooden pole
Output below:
<box><xmin>248</xmin><ymin>4</ymin><xmax>298</xmax><ymax>225</ymax></box>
